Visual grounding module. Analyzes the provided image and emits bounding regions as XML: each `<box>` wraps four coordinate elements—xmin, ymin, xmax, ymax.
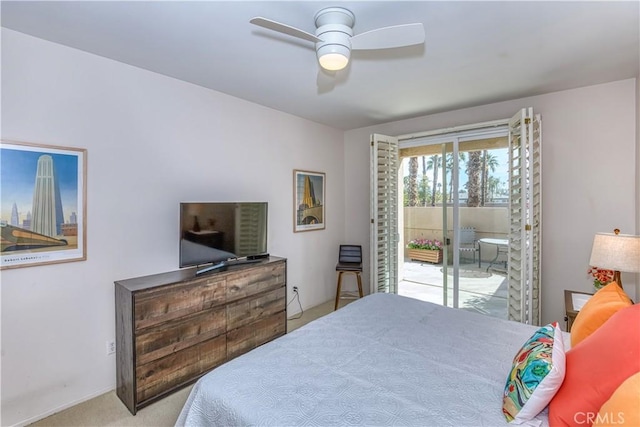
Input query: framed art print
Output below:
<box><xmin>293</xmin><ymin>169</ymin><xmax>325</xmax><ymax>232</ymax></box>
<box><xmin>1</xmin><ymin>140</ymin><xmax>87</xmax><ymax>269</ymax></box>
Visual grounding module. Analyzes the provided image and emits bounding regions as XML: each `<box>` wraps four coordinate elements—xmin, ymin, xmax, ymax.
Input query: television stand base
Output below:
<box><xmin>195</xmin><ymin>262</ymin><xmax>226</xmax><ymax>276</ymax></box>
<box><xmin>195</xmin><ymin>258</ymin><xmax>263</xmax><ymax>276</ymax></box>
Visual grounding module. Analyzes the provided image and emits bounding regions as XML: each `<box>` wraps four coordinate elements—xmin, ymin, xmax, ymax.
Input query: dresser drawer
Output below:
<box><xmin>226</xmin><ymin>262</ymin><xmax>285</xmax><ymax>302</ymax></box>
<box><xmin>134</xmin><ymin>276</ymin><xmax>225</xmax><ymax>331</ymax></box>
<box><xmin>227</xmin><ymin>287</ymin><xmax>286</xmax><ymax>331</ymax></box>
<box><xmin>136</xmin><ymin>334</ymin><xmax>226</xmax><ymax>404</ymax></box>
<box><xmin>135</xmin><ymin>309</ymin><xmax>226</xmax><ymax>366</ymax></box>
<box><xmin>227</xmin><ymin>311</ymin><xmax>286</xmax><ymax>359</ymax></box>
<box><xmin>116</xmin><ymin>258</ymin><xmax>287</xmax><ymax>415</ymax></box>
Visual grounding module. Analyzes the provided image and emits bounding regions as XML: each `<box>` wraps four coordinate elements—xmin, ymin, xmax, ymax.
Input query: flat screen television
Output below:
<box><xmin>179</xmin><ymin>202</ymin><xmax>268</xmax><ymax>268</ymax></box>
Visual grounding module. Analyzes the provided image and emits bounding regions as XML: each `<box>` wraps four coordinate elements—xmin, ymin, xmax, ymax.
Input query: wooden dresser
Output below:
<box><xmin>115</xmin><ymin>257</ymin><xmax>286</xmax><ymax>414</ymax></box>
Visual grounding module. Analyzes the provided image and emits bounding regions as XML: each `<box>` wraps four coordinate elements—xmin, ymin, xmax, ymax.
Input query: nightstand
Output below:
<box><xmin>564</xmin><ymin>290</ymin><xmax>593</xmax><ymax>332</ymax></box>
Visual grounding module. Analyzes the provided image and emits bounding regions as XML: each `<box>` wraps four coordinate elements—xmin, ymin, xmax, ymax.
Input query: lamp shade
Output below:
<box><xmin>589</xmin><ymin>232</ymin><xmax>640</xmax><ymax>273</ymax></box>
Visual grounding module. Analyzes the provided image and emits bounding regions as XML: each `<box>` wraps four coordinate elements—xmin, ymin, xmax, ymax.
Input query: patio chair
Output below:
<box><xmin>459</xmin><ymin>227</ymin><xmax>479</xmax><ymax>264</ymax></box>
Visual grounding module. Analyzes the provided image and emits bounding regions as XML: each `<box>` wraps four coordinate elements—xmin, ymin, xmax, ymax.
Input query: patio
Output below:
<box><xmin>399</xmin><ymin>259</ymin><xmax>508</xmax><ymax>319</ymax></box>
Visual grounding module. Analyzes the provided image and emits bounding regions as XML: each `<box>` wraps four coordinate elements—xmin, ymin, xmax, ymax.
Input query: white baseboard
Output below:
<box><xmin>9</xmin><ymin>386</ymin><xmax>114</xmax><ymax>427</ymax></box>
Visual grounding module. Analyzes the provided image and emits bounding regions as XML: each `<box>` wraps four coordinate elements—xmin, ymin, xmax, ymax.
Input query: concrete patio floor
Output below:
<box><xmin>399</xmin><ymin>259</ymin><xmax>508</xmax><ymax>319</ymax></box>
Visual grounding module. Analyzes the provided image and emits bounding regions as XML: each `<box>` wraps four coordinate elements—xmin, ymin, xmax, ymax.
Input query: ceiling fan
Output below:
<box><xmin>250</xmin><ymin>7</ymin><xmax>425</xmax><ymax>72</ymax></box>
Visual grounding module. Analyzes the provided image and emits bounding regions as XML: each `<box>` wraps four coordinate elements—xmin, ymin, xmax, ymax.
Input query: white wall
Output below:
<box><xmin>345</xmin><ymin>79</ymin><xmax>638</xmax><ymax>326</ymax></box>
<box><xmin>0</xmin><ymin>29</ymin><xmax>345</xmax><ymax>426</ymax></box>
<box><xmin>636</xmin><ymin>76</ymin><xmax>639</xmax><ymax>298</ymax></box>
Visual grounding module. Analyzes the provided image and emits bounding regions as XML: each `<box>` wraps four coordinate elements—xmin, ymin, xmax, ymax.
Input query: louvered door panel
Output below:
<box><xmin>507</xmin><ymin>108</ymin><xmax>542</xmax><ymax>325</ymax></box>
<box><xmin>370</xmin><ymin>134</ymin><xmax>399</xmax><ymax>294</ymax></box>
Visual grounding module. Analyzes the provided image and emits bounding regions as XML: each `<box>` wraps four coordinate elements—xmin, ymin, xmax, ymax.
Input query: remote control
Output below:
<box><xmin>247</xmin><ymin>253</ymin><xmax>269</xmax><ymax>260</ymax></box>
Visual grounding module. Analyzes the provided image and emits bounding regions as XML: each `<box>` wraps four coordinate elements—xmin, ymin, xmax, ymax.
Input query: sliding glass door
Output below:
<box><xmin>371</xmin><ymin>112</ymin><xmax>541</xmax><ymax>323</ymax></box>
<box><xmin>399</xmin><ymin>133</ymin><xmax>511</xmax><ymax>314</ymax></box>
<box><xmin>399</xmin><ymin>142</ymin><xmax>454</xmax><ymax>307</ymax></box>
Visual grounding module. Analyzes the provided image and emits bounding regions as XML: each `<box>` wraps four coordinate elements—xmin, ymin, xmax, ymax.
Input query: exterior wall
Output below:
<box><xmin>404</xmin><ymin>206</ymin><xmax>508</xmax><ymax>262</ymax></box>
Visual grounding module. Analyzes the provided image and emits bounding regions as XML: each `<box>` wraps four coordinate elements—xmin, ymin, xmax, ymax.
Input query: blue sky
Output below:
<box><xmin>1</xmin><ymin>148</ymin><xmax>79</xmax><ymax>223</ymax></box>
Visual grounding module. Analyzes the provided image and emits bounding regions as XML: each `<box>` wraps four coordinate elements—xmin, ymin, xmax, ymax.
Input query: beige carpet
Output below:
<box><xmin>30</xmin><ymin>387</ymin><xmax>192</xmax><ymax>427</ymax></box>
<box><xmin>28</xmin><ymin>300</ymin><xmax>338</xmax><ymax>427</ymax></box>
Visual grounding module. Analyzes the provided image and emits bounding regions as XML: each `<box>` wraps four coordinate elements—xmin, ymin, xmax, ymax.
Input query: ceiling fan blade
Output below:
<box><xmin>350</xmin><ymin>23</ymin><xmax>425</xmax><ymax>50</ymax></box>
<box><xmin>250</xmin><ymin>17</ymin><xmax>322</xmax><ymax>43</ymax></box>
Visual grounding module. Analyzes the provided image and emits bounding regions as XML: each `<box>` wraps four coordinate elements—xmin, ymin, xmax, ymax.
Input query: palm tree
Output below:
<box><xmin>426</xmin><ymin>155</ymin><xmax>440</xmax><ymax>206</ymax></box>
<box><xmin>487</xmin><ymin>176</ymin><xmax>501</xmax><ymax>201</ymax></box>
<box><xmin>445</xmin><ymin>152</ymin><xmax>467</xmax><ymax>202</ymax></box>
<box><xmin>402</xmin><ymin>176</ymin><xmax>410</xmax><ymax>206</ymax></box>
<box><xmin>480</xmin><ymin>151</ymin><xmax>499</xmax><ymax>205</ymax></box>
<box><xmin>466</xmin><ymin>151</ymin><xmax>482</xmax><ymax>207</ymax></box>
<box><xmin>407</xmin><ymin>157</ymin><xmax>419</xmax><ymax>206</ymax></box>
<box><xmin>421</xmin><ymin>156</ymin><xmax>428</xmax><ymax>206</ymax></box>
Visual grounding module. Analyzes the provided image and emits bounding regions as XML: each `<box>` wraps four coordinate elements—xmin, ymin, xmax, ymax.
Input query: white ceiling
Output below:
<box><xmin>2</xmin><ymin>1</ymin><xmax>639</xmax><ymax>130</ymax></box>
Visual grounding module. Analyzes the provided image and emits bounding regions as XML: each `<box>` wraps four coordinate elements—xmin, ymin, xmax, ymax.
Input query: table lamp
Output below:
<box><xmin>589</xmin><ymin>228</ymin><xmax>640</xmax><ymax>287</ymax></box>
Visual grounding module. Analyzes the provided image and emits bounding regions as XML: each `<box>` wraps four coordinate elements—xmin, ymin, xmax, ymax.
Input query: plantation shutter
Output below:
<box><xmin>370</xmin><ymin>134</ymin><xmax>399</xmax><ymax>294</ymax></box>
<box><xmin>507</xmin><ymin>108</ymin><xmax>542</xmax><ymax>324</ymax></box>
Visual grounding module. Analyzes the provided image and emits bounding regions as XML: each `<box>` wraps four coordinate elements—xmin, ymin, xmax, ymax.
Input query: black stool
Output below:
<box><xmin>334</xmin><ymin>245</ymin><xmax>363</xmax><ymax>310</ymax></box>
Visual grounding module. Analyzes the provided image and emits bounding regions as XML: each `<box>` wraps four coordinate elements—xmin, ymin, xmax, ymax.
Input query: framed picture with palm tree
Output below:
<box><xmin>293</xmin><ymin>169</ymin><xmax>325</xmax><ymax>232</ymax></box>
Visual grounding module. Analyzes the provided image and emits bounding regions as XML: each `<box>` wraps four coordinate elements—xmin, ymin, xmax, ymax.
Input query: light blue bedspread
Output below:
<box><xmin>176</xmin><ymin>293</ymin><xmax>553</xmax><ymax>426</ymax></box>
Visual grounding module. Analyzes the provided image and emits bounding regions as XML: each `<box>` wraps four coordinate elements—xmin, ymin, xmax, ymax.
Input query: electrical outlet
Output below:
<box><xmin>293</xmin><ymin>286</ymin><xmax>299</xmax><ymax>293</ymax></box>
<box><xmin>106</xmin><ymin>340</ymin><xmax>116</xmax><ymax>355</ymax></box>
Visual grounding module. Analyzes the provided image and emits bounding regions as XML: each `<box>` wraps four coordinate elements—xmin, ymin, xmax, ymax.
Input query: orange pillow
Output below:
<box><xmin>549</xmin><ymin>304</ymin><xmax>640</xmax><ymax>426</ymax></box>
<box><xmin>593</xmin><ymin>372</ymin><xmax>640</xmax><ymax>427</ymax></box>
<box><xmin>570</xmin><ymin>282</ymin><xmax>632</xmax><ymax>347</ymax></box>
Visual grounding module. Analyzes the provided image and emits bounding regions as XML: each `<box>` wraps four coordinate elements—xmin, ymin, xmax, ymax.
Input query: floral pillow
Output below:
<box><xmin>502</xmin><ymin>322</ymin><xmax>566</xmax><ymax>424</ymax></box>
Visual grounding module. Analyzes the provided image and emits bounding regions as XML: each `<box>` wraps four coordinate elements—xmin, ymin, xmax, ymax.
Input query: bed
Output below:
<box><xmin>176</xmin><ymin>293</ymin><xmax>561</xmax><ymax>426</ymax></box>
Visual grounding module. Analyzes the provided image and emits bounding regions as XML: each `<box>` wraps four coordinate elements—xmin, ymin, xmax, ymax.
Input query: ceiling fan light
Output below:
<box><xmin>319</xmin><ymin>53</ymin><xmax>349</xmax><ymax>71</ymax></box>
<box><xmin>317</xmin><ymin>44</ymin><xmax>350</xmax><ymax>71</ymax></box>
